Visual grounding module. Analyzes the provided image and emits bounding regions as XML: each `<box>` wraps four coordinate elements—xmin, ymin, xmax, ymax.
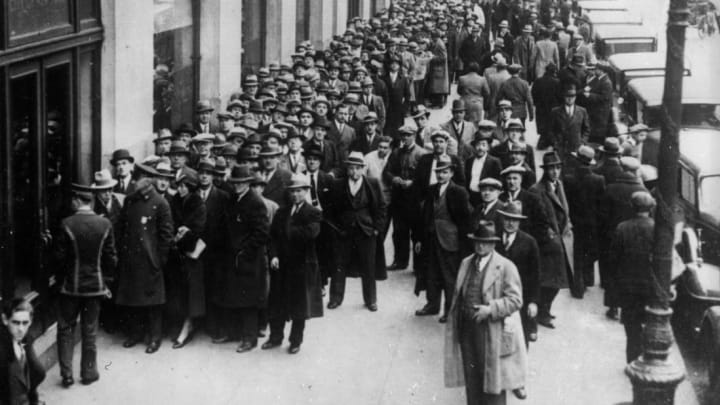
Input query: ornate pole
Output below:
<box><xmin>625</xmin><ymin>0</ymin><xmax>689</xmax><ymax>403</ymax></box>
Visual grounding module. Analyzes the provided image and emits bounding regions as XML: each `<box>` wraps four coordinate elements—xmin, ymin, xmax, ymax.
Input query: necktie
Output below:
<box><xmin>504</xmin><ymin>234</ymin><xmax>510</xmax><ymax>250</ymax></box>
<box><xmin>17</xmin><ymin>343</ymin><xmax>26</xmax><ymax>370</ymax></box>
<box><xmin>292</xmin><ymin>203</ymin><xmax>301</xmax><ymax>216</ymax></box>
<box><xmin>310</xmin><ymin>174</ymin><xmax>318</xmax><ymax>206</ymax></box>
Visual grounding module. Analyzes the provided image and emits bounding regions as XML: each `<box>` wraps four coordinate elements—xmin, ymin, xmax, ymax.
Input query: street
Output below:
<box><xmin>39</xmin><ymin>92</ymin><xmax>699</xmax><ymax>405</ymax></box>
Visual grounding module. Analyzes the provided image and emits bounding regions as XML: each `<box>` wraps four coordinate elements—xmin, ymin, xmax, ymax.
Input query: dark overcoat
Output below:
<box><xmin>200</xmin><ymin>186</ymin><xmax>230</xmax><ymax>293</ymax></box>
<box><xmin>426</xmin><ymin>39</ymin><xmax>450</xmax><ymax>95</ymax></box>
<box><xmin>0</xmin><ymin>328</ymin><xmax>45</xmax><ymax>405</ymax></box>
<box><xmin>499</xmin><ymin>189</ymin><xmax>553</xmax><ymax>259</ymax></box>
<box><xmin>213</xmin><ymin>190</ymin><xmax>269</xmax><ymax>308</ymax></box>
<box><xmin>610</xmin><ymin>215</ymin><xmax>657</xmax><ymax>305</ymax></box>
<box><xmin>496</xmin><ymin>230</ymin><xmax>541</xmax><ymax>307</ymax></box>
<box><xmin>531</xmin><ymin>74</ymin><xmax>562</xmax><ymax>136</ymax></box>
<box><xmin>383</xmin><ymin>72</ymin><xmax>413</xmax><ymax>133</ymax></box>
<box><xmin>578</xmin><ymin>74</ymin><xmax>613</xmax><ymax>144</ymax></box>
<box><xmin>263</xmin><ymin>168</ymin><xmax>293</xmax><ymax>208</ymax></box>
<box><xmin>563</xmin><ymin>165</ymin><xmax>606</xmax><ymax>259</ymax></box>
<box><xmin>548</xmin><ymin>104</ymin><xmax>590</xmax><ymax>159</ymax></box>
<box><xmin>116</xmin><ymin>180</ymin><xmax>174</xmax><ymax>306</ymax></box>
<box><xmin>269</xmin><ymin>203</ymin><xmax>324</xmax><ymax>320</ymax></box>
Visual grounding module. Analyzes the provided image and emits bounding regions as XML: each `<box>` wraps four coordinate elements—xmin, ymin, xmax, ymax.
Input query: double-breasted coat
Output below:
<box><xmin>212</xmin><ymin>190</ymin><xmax>269</xmax><ymax>308</ymax></box>
<box><xmin>530</xmin><ymin>178</ymin><xmax>575</xmax><ymax>290</ymax></box>
<box><xmin>116</xmin><ymin>180</ymin><xmax>174</xmax><ymax>307</ymax></box>
<box><xmin>444</xmin><ymin>252</ymin><xmax>527</xmax><ymax>393</ymax></box>
<box><xmin>549</xmin><ymin>104</ymin><xmax>590</xmax><ymax>159</ymax></box>
<box><xmin>268</xmin><ymin>203</ymin><xmax>324</xmax><ymax>321</ymax></box>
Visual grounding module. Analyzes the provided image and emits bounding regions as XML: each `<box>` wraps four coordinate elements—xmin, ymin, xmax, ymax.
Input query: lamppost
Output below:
<box><xmin>624</xmin><ymin>0</ymin><xmax>690</xmax><ymax>403</ymax></box>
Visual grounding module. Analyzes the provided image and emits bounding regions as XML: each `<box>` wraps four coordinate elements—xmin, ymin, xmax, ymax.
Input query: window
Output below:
<box><xmin>348</xmin><ymin>0</ymin><xmax>361</xmax><ymax>19</ymax></box>
<box><xmin>699</xmin><ymin>175</ymin><xmax>720</xmax><ymax>222</ymax></box>
<box><xmin>679</xmin><ymin>165</ymin><xmax>697</xmax><ymax>207</ymax></box>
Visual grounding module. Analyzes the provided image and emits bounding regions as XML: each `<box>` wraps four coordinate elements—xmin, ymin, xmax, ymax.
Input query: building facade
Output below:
<box><xmin>0</xmin><ymin>0</ymin><xmax>388</xmax><ymax>358</ymax></box>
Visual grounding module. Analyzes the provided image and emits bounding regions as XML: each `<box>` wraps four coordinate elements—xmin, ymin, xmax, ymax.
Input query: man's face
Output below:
<box><xmin>155</xmin><ymin>177</ymin><xmax>170</xmax><ymax>192</ymax></box>
<box><xmin>503</xmin><ymin>217</ymin><xmax>521</xmax><ymax>234</ymax></box>
<box><xmin>96</xmin><ymin>189</ymin><xmax>112</xmax><ymax>204</ymax></box>
<box><xmin>300</xmin><ymin>112</ymin><xmax>314</xmax><ymax>127</ymax></box>
<box><xmin>196</xmin><ymin>141</ymin><xmax>213</xmax><ymax>155</ymax></box>
<box><xmin>262</xmin><ymin>155</ymin><xmax>279</xmax><ymax>171</ymax></box>
<box><xmin>170</xmin><ymin>153</ymin><xmax>187</xmax><ymax>169</ymax></box>
<box><xmin>3</xmin><ymin>310</ymin><xmax>32</xmax><ymax>342</ymax></box>
<box><xmin>377</xmin><ymin>141</ymin><xmax>391</xmax><ymax>158</ymax></box>
<box><xmin>313</xmin><ymin>127</ymin><xmax>327</xmax><ymax>141</ymax></box>
<box><xmin>436</xmin><ymin>168</ymin><xmax>453</xmax><ymax>183</ymax></box>
<box><xmin>507</xmin><ymin>129</ymin><xmax>523</xmax><ymax>143</ymax></box>
<box><xmin>220</xmin><ymin>118</ymin><xmax>235</xmax><ymax>132</ymax></box>
<box><xmin>178</xmin><ymin>133</ymin><xmax>192</xmax><ymax>144</ymax></box>
<box><xmin>340</xmin><ymin>71</ymin><xmax>351</xmax><ymax>81</ymax></box>
<box><xmin>505</xmin><ymin>173</ymin><xmax>522</xmax><ymax>191</ymax></box>
<box><xmin>473</xmin><ymin>241</ymin><xmax>495</xmax><ymax>256</ymax></box>
<box><xmin>452</xmin><ymin>110</ymin><xmax>465</xmax><ymax>122</ymax></box>
<box><xmin>289</xmin><ymin>90</ymin><xmax>301</xmax><ymax>100</ymax></box>
<box><xmin>390</xmin><ymin>61</ymin><xmax>400</xmax><ymax>72</ymax></box>
<box><xmin>480</xmin><ymin>186</ymin><xmax>500</xmax><ymax>203</ymax></box>
<box><xmin>357</xmin><ymin>72</ymin><xmax>367</xmax><ymax>82</ymax></box>
<box><xmin>114</xmin><ymin>159</ymin><xmax>133</xmax><ymax>177</ymax></box>
<box><xmin>198</xmin><ymin>170</ymin><xmax>213</xmax><ymax>187</ymax></box>
<box><xmin>288</xmin><ymin>137</ymin><xmax>302</xmax><ymax>152</ymax></box>
<box><xmin>633</xmin><ymin>131</ymin><xmax>648</xmax><ymax>144</ymax></box>
<box><xmin>156</xmin><ymin>139</ymin><xmax>172</xmax><ymax>155</ymax></box>
<box><xmin>546</xmin><ymin>165</ymin><xmax>561</xmax><ymax>182</ymax></box>
<box><xmin>474</xmin><ymin>139</ymin><xmax>490</xmax><ymax>156</ymax></box>
<box><xmin>564</xmin><ymin>94</ymin><xmax>576</xmax><ymax>106</ymax></box>
<box><xmin>304</xmin><ymin>56</ymin><xmax>314</xmax><ymax>67</ymax></box>
<box><xmin>249</xmin><ymin>143</ymin><xmax>262</xmax><ymax>155</ymax></box>
<box><xmin>364</xmin><ymin>122</ymin><xmax>378</xmax><ymax>135</ymax></box>
<box><xmin>229</xmin><ymin>106</ymin><xmax>244</xmax><ymax>118</ymax></box>
<box><xmin>347</xmin><ymin>164</ymin><xmax>364</xmax><ymax>180</ymax></box>
<box><xmin>362</xmin><ymin>85</ymin><xmax>373</xmax><ymax>95</ymax></box>
<box><xmin>290</xmin><ymin>188</ymin><xmax>307</xmax><ymax>205</ymax></box>
<box><xmin>401</xmin><ymin>133</ymin><xmax>415</xmax><ymax>147</ymax></box>
<box><xmin>509</xmin><ymin>151</ymin><xmax>525</xmax><ymax>165</ymax></box>
<box><xmin>272</xmin><ymin>112</ymin><xmax>285</xmax><ymax>123</ymax></box>
<box><xmin>330</xmin><ymin>69</ymin><xmax>339</xmax><ymax>79</ymax></box>
<box><xmin>306</xmin><ymin>155</ymin><xmax>321</xmax><ymax>172</ymax></box>
<box><xmin>244</xmin><ymin>85</ymin><xmax>258</xmax><ymax>96</ymax></box>
<box><xmin>264</xmin><ymin>137</ymin><xmax>280</xmax><ymax>149</ymax></box>
<box><xmin>197</xmin><ymin>111</ymin><xmax>212</xmax><ymax>124</ymax></box>
<box><xmin>500</xmin><ymin>108</ymin><xmax>513</xmax><ymax>120</ymax></box>
<box><xmin>315</xmin><ymin>103</ymin><xmax>328</xmax><ymax>117</ymax></box>
<box><xmin>432</xmin><ymin>137</ymin><xmax>448</xmax><ymax>154</ymax></box>
<box><xmin>414</xmin><ymin>115</ymin><xmax>428</xmax><ymax>128</ymax></box>
<box><xmin>233</xmin><ymin>182</ymin><xmax>250</xmax><ymax>195</ymax></box>
<box><xmin>335</xmin><ymin>107</ymin><xmax>349</xmax><ymax>123</ymax></box>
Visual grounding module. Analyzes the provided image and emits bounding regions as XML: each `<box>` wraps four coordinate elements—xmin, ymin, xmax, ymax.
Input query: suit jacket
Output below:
<box><xmin>531</xmin><ymin>39</ymin><xmax>560</xmax><ymax>79</ymax></box>
<box><xmin>593</xmin><ymin>158</ymin><xmax>624</xmax><ymax>185</ymax></box>
<box><xmin>193</xmin><ymin>121</ymin><xmax>219</xmax><ymax>135</ymax></box>
<box><xmin>361</xmin><ymin>94</ymin><xmax>386</xmax><ymax>132</ymax></box>
<box><xmin>383</xmin><ymin>72</ymin><xmax>413</xmax><ymax>130</ymax></box>
<box><xmin>328</xmin><ymin>121</ymin><xmax>356</xmax><ymax>164</ymax></box>
<box><xmin>421</xmin><ymin>181</ymin><xmax>471</xmax><ymax>252</ymax></box>
<box><xmin>489</xmin><ymin>140</ymin><xmax>536</xmax><ymax>173</ymax></box>
<box><xmin>413</xmin><ymin>153</ymin><xmax>466</xmax><ymax>201</ymax></box>
<box><xmin>94</xmin><ymin>193</ymin><xmax>123</xmax><ymax>227</ymax></box>
<box><xmin>0</xmin><ymin>329</ymin><xmax>45</xmax><ymax>405</ymax></box>
<box><xmin>464</xmin><ymin>154</ymin><xmax>503</xmax><ymax>205</ymax></box>
<box><xmin>303</xmin><ymin>138</ymin><xmax>340</xmax><ymax>175</ymax></box>
<box><xmin>331</xmin><ymin>176</ymin><xmax>387</xmax><ymax>237</ymax></box>
<box><xmin>549</xmin><ymin>104</ymin><xmax>590</xmax><ymax>158</ymax></box>
<box><xmin>113</xmin><ymin>176</ymin><xmax>135</xmax><ymax>195</ymax></box>
<box><xmin>513</xmin><ymin>35</ymin><xmax>535</xmax><ymax>80</ymax></box>
<box><xmin>200</xmin><ymin>186</ymin><xmax>230</xmax><ymax>258</ymax></box>
<box><xmin>440</xmin><ymin>119</ymin><xmax>477</xmax><ymax>152</ymax></box>
<box><xmin>497</xmin><ymin>76</ymin><xmax>534</xmax><ymax>120</ymax></box>
<box><xmin>578</xmin><ymin>73</ymin><xmax>614</xmax><ymax>143</ymax></box>
<box><xmin>496</xmin><ymin>230</ymin><xmax>540</xmax><ymax>305</ymax></box>
<box><xmin>278</xmin><ymin>153</ymin><xmax>307</xmax><ymax>174</ymax></box>
<box><xmin>262</xmin><ymin>168</ymin><xmax>293</xmax><ymax>208</ymax></box>
<box><xmin>349</xmin><ymin>132</ymin><xmax>382</xmax><ymax>156</ymax></box>
<box><xmin>457</xmin><ymin>72</ymin><xmax>491</xmax><ymax>122</ymax></box>
<box><xmin>470</xmin><ymin>199</ymin><xmax>503</xmax><ymax>236</ymax></box>
<box><xmin>499</xmin><ymin>189</ymin><xmax>552</xmax><ymax>246</ymax></box>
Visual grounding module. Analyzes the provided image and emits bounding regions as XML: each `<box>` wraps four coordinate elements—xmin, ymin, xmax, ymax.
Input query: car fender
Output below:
<box><xmin>701</xmin><ymin>306</ymin><xmax>720</xmax><ymax>349</ymax></box>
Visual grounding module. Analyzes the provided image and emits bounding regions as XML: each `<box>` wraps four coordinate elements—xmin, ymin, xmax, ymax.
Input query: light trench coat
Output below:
<box><xmin>444</xmin><ymin>252</ymin><xmax>527</xmax><ymax>394</ymax></box>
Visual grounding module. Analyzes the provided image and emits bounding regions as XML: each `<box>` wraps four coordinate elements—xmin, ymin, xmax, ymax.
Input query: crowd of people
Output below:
<box><xmin>2</xmin><ymin>1</ymin><xmax>665</xmax><ymax>405</ymax></box>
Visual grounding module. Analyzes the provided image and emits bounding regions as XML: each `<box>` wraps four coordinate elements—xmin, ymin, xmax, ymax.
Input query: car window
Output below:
<box><xmin>680</xmin><ymin>165</ymin><xmax>697</xmax><ymax>206</ymax></box>
<box><xmin>699</xmin><ymin>175</ymin><xmax>720</xmax><ymax>222</ymax></box>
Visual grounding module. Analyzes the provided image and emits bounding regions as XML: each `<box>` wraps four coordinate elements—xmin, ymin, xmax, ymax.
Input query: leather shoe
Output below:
<box><xmin>288</xmin><ymin>345</ymin><xmax>301</xmax><ymax>354</ymax></box>
<box><xmin>81</xmin><ymin>376</ymin><xmax>99</xmax><ymax>385</ymax></box>
<box><xmin>388</xmin><ymin>262</ymin><xmax>407</xmax><ymax>271</ymax></box>
<box><xmin>327</xmin><ymin>301</ymin><xmax>340</xmax><ymax>309</ymax></box>
<box><xmin>537</xmin><ymin>316</ymin><xmax>555</xmax><ymax>329</ymax></box>
<box><xmin>61</xmin><ymin>376</ymin><xmax>74</xmax><ymax>388</ymax></box>
<box><xmin>528</xmin><ymin>332</ymin><xmax>538</xmax><ymax>342</ymax></box>
<box><xmin>172</xmin><ymin>331</ymin><xmax>194</xmax><ymax>349</ymax></box>
<box><xmin>606</xmin><ymin>307</ymin><xmax>620</xmax><ymax>320</ymax></box>
<box><xmin>261</xmin><ymin>340</ymin><xmax>282</xmax><ymax>350</ymax></box>
<box><xmin>236</xmin><ymin>341</ymin><xmax>256</xmax><ymax>353</ymax></box>
<box><xmin>122</xmin><ymin>337</ymin><xmax>141</xmax><ymax>348</ymax></box>
<box><xmin>512</xmin><ymin>387</ymin><xmax>527</xmax><ymax>400</ymax></box>
<box><xmin>415</xmin><ymin>307</ymin><xmax>440</xmax><ymax>316</ymax></box>
<box><xmin>211</xmin><ymin>335</ymin><xmax>231</xmax><ymax>344</ymax></box>
<box><xmin>438</xmin><ymin>315</ymin><xmax>448</xmax><ymax>323</ymax></box>
<box><xmin>145</xmin><ymin>340</ymin><xmax>161</xmax><ymax>354</ymax></box>
<box><xmin>367</xmin><ymin>303</ymin><xmax>378</xmax><ymax>312</ymax></box>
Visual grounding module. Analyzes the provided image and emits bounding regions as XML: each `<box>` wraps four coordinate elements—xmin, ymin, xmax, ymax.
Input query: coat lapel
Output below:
<box><xmin>481</xmin><ymin>253</ymin><xmax>502</xmax><ymax>294</ymax></box>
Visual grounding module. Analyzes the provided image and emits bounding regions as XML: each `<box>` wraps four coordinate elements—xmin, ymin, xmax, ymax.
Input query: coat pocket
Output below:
<box><xmin>500</xmin><ymin>320</ymin><xmax>516</xmax><ymax>357</ymax></box>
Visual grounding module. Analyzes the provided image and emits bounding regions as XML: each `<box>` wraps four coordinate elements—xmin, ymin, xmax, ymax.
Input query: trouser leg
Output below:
<box><xmin>268</xmin><ymin>317</ymin><xmax>285</xmax><ymax>344</ymax></box>
<box><xmin>57</xmin><ymin>295</ymin><xmax>80</xmax><ymax>379</ymax></box>
<box><xmin>289</xmin><ymin>319</ymin><xmax>306</xmax><ymax>347</ymax></box>
<box><xmin>425</xmin><ymin>247</ymin><xmax>442</xmax><ymax>311</ymax></box>
<box><xmin>360</xmin><ymin>234</ymin><xmax>377</xmax><ymax>306</ymax></box>
<box><xmin>79</xmin><ymin>298</ymin><xmax>101</xmax><ymax>381</ymax></box>
<box><xmin>622</xmin><ymin>301</ymin><xmax>645</xmax><ymax>363</ymax></box>
<box><xmin>147</xmin><ymin>305</ymin><xmax>163</xmax><ymax>342</ymax></box>
<box><xmin>239</xmin><ymin>308</ymin><xmax>258</xmax><ymax>345</ymax></box>
<box><xmin>392</xmin><ymin>207</ymin><xmax>411</xmax><ymax>266</ymax></box>
<box><xmin>540</xmin><ymin>287</ymin><xmax>559</xmax><ymax>315</ymax></box>
<box><xmin>329</xmin><ymin>266</ymin><xmax>346</xmax><ymax>304</ymax></box>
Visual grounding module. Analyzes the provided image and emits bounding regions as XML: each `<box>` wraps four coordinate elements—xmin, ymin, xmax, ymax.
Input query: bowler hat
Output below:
<box><xmin>451</xmin><ymin>99</ymin><xmax>466</xmax><ymax>112</ymax></box>
<box><xmin>344</xmin><ymin>151</ymin><xmax>366</xmax><ymax>167</ymax></box>
<box><xmin>196</xmin><ymin>100</ymin><xmax>214</xmax><ymax>113</ymax></box>
<box><xmin>540</xmin><ymin>151</ymin><xmax>563</xmax><ymax>168</ymax></box>
<box><xmin>467</xmin><ymin>220</ymin><xmax>501</xmax><ymax>242</ymax></box>
<box><xmin>434</xmin><ymin>155</ymin><xmax>455</xmax><ymax>171</ymax></box>
<box><xmin>498</xmin><ymin>200</ymin><xmax>527</xmax><ymax>220</ymax></box>
<box><xmin>258</xmin><ymin>145</ymin><xmax>283</xmax><ymax>157</ymax></box>
<box><xmin>599</xmin><ymin>137</ymin><xmax>621</xmax><ymax>155</ymax></box>
<box><xmin>227</xmin><ymin>165</ymin><xmax>255</xmax><ymax>183</ymax></box>
<box><xmin>472</xmin><ymin>130</ymin><xmax>494</xmax><ymax>144</ymax></box>
<box><xmin>571</xmin><ymin>55</ymin><xmax>586</xmax><ymax>67</ymax></box>
<box><xmin>110</xmin><ymin>149</ymin><xmax>135</xmax><ymax>165</ymax></box>
<box><xmin>91</xmin><ymin>169</ymin><xmax>117</xmax><ymax>190</ymax></box>
<box><xmin>227</xmin><ymin>127</ymin><xmax>248</xmax><ymax>141</ymax></box>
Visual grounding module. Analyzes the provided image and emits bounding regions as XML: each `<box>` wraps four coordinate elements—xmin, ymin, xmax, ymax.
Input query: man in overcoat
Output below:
<box><xmin>444</xmin><ymin>220</ymin><xmax>526</xmax><ymax>405</ymax></box>
<box><xmin>415</xmin><ymin>156</ymin><xmax>471</xmax><ymax>322</ymax></box>
<box><xmin>457</xmin><ymin>62</ymin><xmax>491</xmax><ymax>123</ymax></box>
<box><xmin>529</xmin><ymin>152</ymin><xmax>576</xmax><ymax>327</ymax></box>
<box><xmin>531</xmin><ymin>63</ymin><xmax>562</xmax><ymax>150</ymax></box>
<box><xmin>1</xmin><ymin>299</ymin><xmax>46</xmax><ymax>405</ymax></box>
<box><xmin>578</xmin><ymin>62</ymin><xmax>614</xmax><ymax>145</ymax></box>
<box><xmin>440</xmin><ymin>100</ymin><xmax>477</xmax><ymax>160</ymax></box>
<box><xmin>414</xmin><ymin>131</ymin><xmax>466</xmax><ymax>202</ymax></box>
<box><xmin>383</xmin><ymin>56</ymin><xmax>414</xmax><ymax>139</ymax></box>
<box><xmin>548</xmin><ymin>85</ymin><xmax>590</xmax><ymax>160</ymax></box>
<box><xmin>115</xmin><ymin>175</ymin><xmax>174</xmax><ymax>354</ymax></box>
<box><xmin>264</xmin><ymin>175</ymin><xmax>323</xmax><ymax>355</ymax></box>
<box><xmin>470</xmin><ymin>178</ymin><xmax>505</xmax><ymax>232</ymax></box>
<box><xmin>327</xmin><ymin>152</ymin><xmax>387</xmax><ymax>311</ymax></box>
<box><xmin>563</xmin><ymin>146</ymin><xmax>606</xmax><ymax>291</ymax></box>
<box><xmin>54</xmin><ymin>184</ymin><xmax>117</xmax><ymax>387</ymax></box>
<box><xmin>497</xmin><ymin>64</ymin><xmax>534</xmax><ymax>126</ymax></box>
<box><xmin>259</xmin><ymin>145</ymin><xmax>293</xmax><ymax>209</ymax></box>
<box><xmin>214</xmin><ymin>166</ymin><xmax>270</xmax><ymax>353</ymax></box>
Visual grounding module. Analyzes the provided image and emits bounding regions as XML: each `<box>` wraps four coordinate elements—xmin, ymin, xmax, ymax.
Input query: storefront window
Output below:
<box><xmin>154</xmin><ymin>0</ymin><xmax>195</xmax><ymax>131</ymax></box>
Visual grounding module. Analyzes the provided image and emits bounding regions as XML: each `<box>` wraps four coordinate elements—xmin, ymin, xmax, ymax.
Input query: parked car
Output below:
<box><xmin>594</xmin><ymin>25</ymin><xmax>658</xmax><ymax>61</ymax></box>
<box><xmin>606</xmin><ymin>52</ymin><xmax>690</xmax><ymax>94</ymax></box>
<box><xmin>587</xmin><ymin>9</ymin><xmax>644</xmax><ymax>25</ymax></box>
<box><xmin>579</xmin><ymin>0</ymin><xmax>628</xmax><ymax>13</ymax></box>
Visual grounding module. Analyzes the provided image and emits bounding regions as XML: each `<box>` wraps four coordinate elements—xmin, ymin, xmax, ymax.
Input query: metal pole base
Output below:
<box><xmin>625</xmin><ymin>306</ymin><xmax>685</xmax><ymax>405</ymax></box>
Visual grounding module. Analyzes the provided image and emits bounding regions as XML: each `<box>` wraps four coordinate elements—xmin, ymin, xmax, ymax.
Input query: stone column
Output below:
<box><xmin>100</xmin><ymin>0</ymin><xmax>154</xmax><ymax>163</ymax></box>
<box><xmin>265</xmin><ymin>0</ymin><xmax>297</xmax><ymax>64</ymax></box>
<box><xmin>334</xmin><ymin>0</ymin><xmax>348</xmax><ymax>36</ymax></box>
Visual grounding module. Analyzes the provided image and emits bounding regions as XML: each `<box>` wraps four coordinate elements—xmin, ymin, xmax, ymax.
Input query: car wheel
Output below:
<box><xmin>701</xmin><ymin>323</ymin><xmax>720</xmax><ymax>386</ymax></box>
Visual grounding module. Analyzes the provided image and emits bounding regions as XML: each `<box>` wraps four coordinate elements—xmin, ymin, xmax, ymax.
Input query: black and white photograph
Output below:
<box><xmin>0</xmin><ymin>0</ymin><xmax>719</xmax><ymax>404</ymax></box>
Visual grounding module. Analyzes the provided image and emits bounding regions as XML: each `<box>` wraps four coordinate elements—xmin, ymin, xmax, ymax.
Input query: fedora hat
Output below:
<box><xmin>110</xmin><ymin>149</ymin><xmax>135</xmax><ymax>165</ymax></box>
<box><xmin>227</xmin><ymin>127</ymin><xmax>247</xmax><ymax>141</ymax></box>
<box><xmin>498</xmin><ymin>200</ymin><xmax>527</xmax><ymax>220</ymax></box>
<box><xmin>343</xmin><ymin>93</ymin><xmax>360</xmax><ymax>105</ymax></box>
<box><xmin>467</xmin><ymin>220</ymin><xmax>501</xmax><ymax>242</ymax></box>
<box><xmin>250</xmin><ymin>171</ymin><xmax>267</xmax><ymax>186</ymax></box>
<box><xmin>153</xmin><ymin>131</ymin><xmax>173</xmax><ymax>143</ymax></box>
<box><xmin>451</xmin><ymin>99</ymin><xmax>466</xmax><ymax>112</ymax></box>
<box><xmin>434</xmin><ymin>155</ymin><xmax>455</xmax><ymax>171</ymax></box>
<box><xmin>472</xmin><ymin>130</ymin><xmax>494</xmax><ymax>144</ymax></box>
<box><xmin>563</xmin><ymin>85</ymin><xmax>578</xmax><ymax>97</ymax></box>
<box><xmin>522</xmin><ymin>24</ymin><xmax>533</xmax><ymax>33</ymax></box>
<box><xmin>599</xmin><ymin>137</ymin><xmax>621</xmax><ymax>155</ymax></box>
<box><xmin>287</xmin><ymin>174</ymin><xmax>312</xmax><ymax>190</ymax></box>
<box><xmin>508</xmin><ymin>142</ymin><xmax>528</xmax><ymax>154</ymax></box>
<box><xmin>91</xmin><ymin>169</ymin><xmax>118</xmax><ymax>190</ymax></box>
<box><xmin>154</xmin><ymin>160</ymin><xmax>175</xmax><ymax>178</ymax></box>
<box><xmin>213</xmin><ymin>157</ymin><xmax>228</xmax><ymax>175</ymax></box>
<box><xmin>168</xmin><ymin>140</ymin><xmax>191</xmax><ymax>155</ymax></box>
<box><xmin>540</xmin><ymin>151</ymin><xmax>563</xmax><ymax>168</ymax></box>
<box><xmin>344</xmin><ymin>151</ymin><xmax>366</xmax><ymax>167</ymax></box>
<box><xmin>71</xmin><ymin>183</ymin><xmax>94</xmax><ymax>201</ymax></box>
<box><xmin>411</xmin><ymin>104</ymin><xmax>431</xmax><ymax>119</ymax></box>
<box><xmin>258</xmin><ymin>145</ymin><xmax>283</xmax><ymax>157</ymax></box>
<box><xmin>177</xmin><ymin>172</ymin><xmax>199</xmax><ymax>188</ymax></box>
<box><xmin>196</xmin><ymin>100</ymin><xmax>214</xmax><ymax>113</ymax></box>
<box><xmin>303</xmin><ymin>144</ymin><xmax>325</xmax><ymax>159</ymax></box>
<box><xmin>228</xmin><ymin>165</ymin><xmax>255</xmax><ymax>183</ymax></box>
<box><xmin>629</xmin><ymin>123</ymin><xmax>649</xmax><ymax>133</ymax></box>
<box><xmin>571</xmin><ymin>54</ymin><xmax>586</xmax><ymax>67</ymax></box>
<box><xmin>478</xmin><ymin>177</ymin><xmax>503</xmax><ymax>190</ymax></box>
<box><xmin>134</xmin><ymin>162</ymin><xmax>159</xmax><ymax>177</ymax></box>
<box><xmin>620</xmin><ymin>156</ymin><xmax>641</xmax><ymax>172</ymax></box>
<box><xmin>196</xmin><ymin>158</ymin><xmax>216</xmax><ymax>173</ymax></box>
<box><xmin>362</xmin><ymin>111</ymin><xmax>379</xmax><ymax>124</ymax></box>
<box><xmin>236</xmin><ymin>148</ymin><xmax>258</xmax><ymax>162</ymax></box>
<box><xmin>174</xmin><ymin>123</ymin><xmax>197</xmax><ymax>137</ymax></box>
<box><xmin>312</xmin><ymin>117</ymin><xmax>332</xmax><ymax>130</ymax></box>
<box><xmin>574</xmin><ymin>145</ymin><xmax>596</xmax><ymax>165</ymax></box>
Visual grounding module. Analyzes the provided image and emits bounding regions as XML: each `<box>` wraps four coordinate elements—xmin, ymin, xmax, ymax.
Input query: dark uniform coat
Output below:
<box><xmin>268</xmin><ymin>202</ymin><xmax>324</xmax><ymax>321</ymax></box>
<box><xmin>116</xmin><ymin>180</ymin><xmax>174</xmax><ymax>306</ymax></box>
<box><xmin>213</xmin><ymin>190</ymin><xmax>269</xmax><ymax>308</ymax></box>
